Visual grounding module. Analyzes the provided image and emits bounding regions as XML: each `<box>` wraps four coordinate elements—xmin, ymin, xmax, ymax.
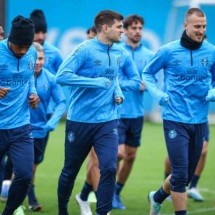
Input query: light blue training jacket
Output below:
<box><xmin>30</xmin><ymin>68</ymin><xmax>66</xmax><ymax>138</ymax></box>
<box><xmin>142</xmin><ymin>40</ymin><xmax>215</xmax><ymax>124</ymax></box>
<box><xmin>56</xmin><ymin>37</ymin><xmax>124</xmax><ymax>123</ymax></box>
<box><xmin>0</xmin><ymin>39</ymin><xmax>37</xmax><ymax>129</ymax></box>
<box><xmin>43</xmin><ymin>41</ymin><xmax>64</xmax><ymax>115</ymax></box>
<box><xmin>43</xmin><ymin>41</ymin><xmax>63</xmax><ymax>75</ymax></box>
<box><xmin>119</xmin><ymin>43</ymin><xmax>154</xmax><ymax>118</ymax></box>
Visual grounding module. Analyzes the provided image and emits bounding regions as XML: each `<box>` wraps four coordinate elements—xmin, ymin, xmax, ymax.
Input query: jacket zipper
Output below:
<box><xmin>17</xmin><ymin>59</ymin><xmax>20</xmax><ymax>71</ymax></box>
<box><xmin>107</xmin><ymin>45</ymin><xmax>111</xmax><ymax>66</ymax></box>
<box><xmin>190</xmin><ymin>50</ymin><xmax>193</xmax><ymax>66</ymax></box>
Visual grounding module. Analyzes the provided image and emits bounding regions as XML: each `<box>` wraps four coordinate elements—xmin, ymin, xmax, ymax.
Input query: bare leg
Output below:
<box><xmin>194</xmin><ymin>140</ymin><xmax>208</xmax><ymax>176</ymax></box>
<box><xmin>163</xmin><ymin>175</ymin><xmax>186</xmax><ymax>211</ymax></box>
<box><xmin>117</xmin><ymin>144</ymin><xmax>137</xmax><ymax>184</ymax></box>
<box><xmin>86</xmin><ymin>148</ymin><xmax>100</xmax><ymax>191</ymax></box>
<box><xmin>164</xmin><ymin>156</ymin><xmax>171</xmax><ymax>177</ymax></box>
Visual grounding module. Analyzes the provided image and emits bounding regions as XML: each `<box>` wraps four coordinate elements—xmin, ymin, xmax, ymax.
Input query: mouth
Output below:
<box><xmin>35</xmin><ymin>40</ymin><xmax>44</xmax><ymax>45</ymax></box>
<box><xmin>35</xmin><ymin>65</ymin><xmax>41</xmax><ymax>70</ymax></box>
<box><xmin>134</xmin><ymin>35</ymin><xmax>141</xmax><ymax>40</ymax></box>
<box><xmin>196</xmin><ymin>34</ymin><xmax>203</xmax><ymax>38</ymax></box>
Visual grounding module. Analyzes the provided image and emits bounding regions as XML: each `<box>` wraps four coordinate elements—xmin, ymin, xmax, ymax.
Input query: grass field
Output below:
<box><xmin>1</xmin><ymin>120</ymin><xmax>215</xmax><ymax>215</ymax></box>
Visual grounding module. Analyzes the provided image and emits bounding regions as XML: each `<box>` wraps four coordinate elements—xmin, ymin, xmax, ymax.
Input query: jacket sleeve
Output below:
<box><xmin>28</xmin><ymin>72</ymin><xmax>37</xmax><ymax>96</ymax></box>
<box><xmin>44</xmin><ymin>77</ymin><xmax>66</xmax><ymax>132</ymax></box>
<box><xmin>119</xmin><ymin>52</ymin><xmax>142</xmax><ymax>91</ymax></box>
<box><xmin>56</xmin><ymin>44</ymin><xmax>109</xmax><ymax>89</ymax></box>
<box><xmin>142</xmin><ymin>47</ymin><xmax>168</xmax><ymax>104</ymax></box>
<box><xmin>114</xmin><ymin>77</ymin><xmax>124</xmax><ymax>101</ymax></box>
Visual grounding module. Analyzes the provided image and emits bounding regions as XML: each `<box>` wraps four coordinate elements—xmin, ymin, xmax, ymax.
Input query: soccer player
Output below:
<box><xmin>1</xmin><ymin>9</ymin><xmax>64</xmax><ymax>203</ymax></box>
<box><xmin>112</xmin><ymin>14</ymin><xmax>154</xmax><ymax>210</ymax></box>
<box><xmin>0</xmin><ymin>15</ymin><xmax>40</xmax><ymax>214</ymax></box>
<box><xmin>142</xmin><ymin>8</ymin><xmax>215</xmax><ymax>215</ymax></box>
<box><xmin>27</xmin><ymin>42</ymin><xmax>66</xmax><ymax>211</ymax></box>
<box><xmin>75</xmin><ymin>23</ymin><xmax>143</xmax><ymax>215</ymax></box>
<box><xmin>0</xmin><ymin>24</ymin><xmax>4</xmax><ymax>40</ymax></box>
<box><xmin>30</xmin><ymin>9</ymin><xmax>64</xmax><ymax>144</ymax></box>
<box><xmin>86</xmin><ymin>26</ymin><xmax>97</xmax><ymax>39</ymax></box>
<box><xmin>56</xmin><ymin>10</ymin><xmax>126</xmax><ymax>215</ymax></box>
<box><xmin>30</xmin><ymin>9</ymin><xmax>63</xmax><ymax>75</ymax></box>
<box><xmin>75</xmin><ymin>26</ymin><xmax>99</xmax><ymax>215</ymax></box>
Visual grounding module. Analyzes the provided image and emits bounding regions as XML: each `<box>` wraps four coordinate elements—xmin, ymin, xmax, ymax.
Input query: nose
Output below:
<box><xmin>35</xmin><ymin>32</ymin><xmax>45</xmax><ymax>41</ymax></box>
<box><xmin>199</xmin><ymin>26</ymin><xmax>206</xmax><ymax>34</ymax></box>
<box><xmin>20</xmin><ymin>49</ymin><xmax>27</xmax><ymax>55</ymax></box>
<box><xmin>18</xmin><ymin>47</ymin><xmax>28</xmax><ymax>56</ymax></box>
<box><xmin>36</xmin><ymin>58</ymin><xmax>40</xmax><ymax>64</ymax></box>
<box><xmin>37</xmin><ymin>32</ymin><xmax>44</xmax><ymax>39</ymax></box>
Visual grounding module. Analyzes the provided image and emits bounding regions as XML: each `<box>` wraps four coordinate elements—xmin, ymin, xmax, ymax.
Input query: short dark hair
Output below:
<box><xmin>123</xmin><ymin>14</ymin><xmax>144</xmax><ymax>29</ymax></box>
<box><xmin>86</xmin><ymin>26</ymin><xmax>97</xmax><ymax>35</ymax></box>
<box><xmin>94</xmin><ymin>10</ymin><xmax>123</xmax><ymax>32</ymax></box>
<box><xmin>185</xmin><ymin>8</ymin><xmax>205</xmax><ymax>21</ymax></box>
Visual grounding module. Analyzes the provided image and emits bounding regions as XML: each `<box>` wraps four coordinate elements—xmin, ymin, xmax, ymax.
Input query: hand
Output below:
<box><xmin>139</xmin><ymin>81</ymin><xmax>145</xmax><ymax>91</ymax></box>
<box><xmin>43</xmin><ymin>124</ymin><xmax>54</xmax><ymax>133</ymax></box>
<box><xmin>159</xmin><ymin>94</ymin><xmax>169</xmax><ymax>106</ymax></box>
<box><xmin>115</xmin><ymin>97</ymin><xmax>123</xmax><ymax>105</ymax></box>
<box><xmin>206</xmin><ymin>89</ymin><xmax>215</xmax><ymax>102</ymax></box>
<box><xmin>0</xmin><ymin>87</ymin><xmax>10</xmax><ymax>98</ymax></box>
<box><xmin>29</xmin><ymin>94</ymin><xmax>40</xmax><ymax>109</ymax></box>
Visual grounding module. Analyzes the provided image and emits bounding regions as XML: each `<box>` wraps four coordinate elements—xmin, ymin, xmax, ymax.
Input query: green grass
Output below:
<box><xmin>1</xmin><ymin>120</ymin><xmax>215</xmax><ymax>214</ymax></box>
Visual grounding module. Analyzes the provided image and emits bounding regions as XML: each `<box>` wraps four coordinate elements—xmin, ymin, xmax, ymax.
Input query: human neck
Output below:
<box><xmin>126</xmin><ymin>39</ymin><xmax>140</xmax><ymax>50</ymax></box>
<box><xmin>97</xmin><ymin>34</ymin><xmax>113</xmax><ymax>45</ymax></box>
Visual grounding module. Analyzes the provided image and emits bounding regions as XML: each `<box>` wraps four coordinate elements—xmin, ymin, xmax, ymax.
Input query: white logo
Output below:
<box><xmin>113</xmin><ymin>128</ymin><xmax>118</xmax><ymax>135</ymax></box>
<box><xmin>29</xmin><ymin>132</ymin><xmax>33</xmax><ymax>139</ymax></box>
<box><xmin>67</xmin><ymin>131</ymin><xmax>74</xmax><ymax>142</ymax></box>
<box><xmin>28</xmin><ymin>61</ymin><xmax>34</xmax><ymax>70</ymax></box>
<box><xmin>168</xmin><ymin>129</ymin><xmax>177</xmax><ymax>139</ymax></box>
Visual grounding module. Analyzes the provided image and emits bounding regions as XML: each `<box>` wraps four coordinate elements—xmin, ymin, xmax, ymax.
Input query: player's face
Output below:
<box><xmin>34</xmin><ymin>31</ymin><xmax>46</xmax><ymax>45</ymax></box>
<box><xmin>0</xmin><ymin>26</ymin><xmax>4</xmax><ymax>40</ymax></box>
<box><xmin>124</xmin><ymin>21</ymin><xmax>143</xmax><ymax>44</ymax></box>
<box><xmin>9</xmin><ymin>42</ymin><xmax>31</xmax><ymax>58</ymax></box>
<box><xmin>184</xmin><ymin>14</ymin><xmax>206</xmax><ymax>43</ymax></box>
<box><xmin>34</xmin><ymin>51</ymin><xmax>45</xmax><ymax>74</ymax></box>
<box><xmin>106</xmin><ymin>19</ymin><xmax>124</xmax><ymax>43</ymax></box>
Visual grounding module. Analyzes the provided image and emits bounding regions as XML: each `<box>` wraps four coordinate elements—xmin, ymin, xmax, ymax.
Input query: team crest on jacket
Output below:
<box><xmin>168</xmin><ymin>129</ymin><xmax>177</xmax><ymax>139</ymax></box>
<box><xmin>0</xmin><ymin>64</ymin><xmax>8</xmax><ymax>70</ymax></box>
<box><xmin>68</xmin><ymin>131</ymin><xmax>74</xmax><ymax>142</ymax></box>
<box><xmin>201</xmin><ymin>58</ymin><xmax>208</xmax><ymax>66</ymax></box>
<box><xmin>173</xmin><ymin>60</ymin><xmax>181</xmax><ymax>66</ymax></box>
<box><xmin>28</xmin><ymin>61</ymin><xmax>34</xmax><ymax>70</ymax></box>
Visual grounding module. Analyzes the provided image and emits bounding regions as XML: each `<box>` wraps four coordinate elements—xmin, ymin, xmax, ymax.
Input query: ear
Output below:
<box><xmin>183</xmin><ymin>22</ymin><xmax>187</xmax><ymax>30</ymax></box>
<box><xmin>102</xmin><ymin>24</ymin><xmax>109</xmax><ymax>33</ymax></box>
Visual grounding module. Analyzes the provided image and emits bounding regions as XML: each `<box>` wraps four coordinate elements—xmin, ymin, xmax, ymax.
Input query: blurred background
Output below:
<box><xmin>1</xmin><ymin>0</ymin><xmax>215</xmax><ymax>121</ymax></box>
